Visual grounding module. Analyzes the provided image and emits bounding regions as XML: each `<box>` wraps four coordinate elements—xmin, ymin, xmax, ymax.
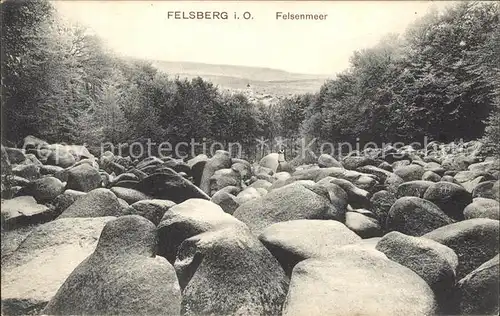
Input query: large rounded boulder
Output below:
<box><xmin>209</xmin><ymin>168</ymin><xmax>241</xmax><ymax>195</ymax></box>
<box><xmin>313</xmin><ymin>179</ymin><xmax>349</xmax><ymax>214</ymax></box>
<box><xmin>282</xmin><ymin>247</ymin><xmax>437</xmax><ymax>316</ymax></box>
<box><xmin>175</xmin><ymin>226</ymin><xmax>289</xmax><ymax>316</ymax></box>
<box><xmin>317</xmin><ymin>154</ymin><xmax>342</xmax><ymax>168</ymax></box>
<box><xmin>423</xmin><ymin>218</ymin><xmax>499</xmax><ymax>279</ymax></box>
<box><xmin>110</xmin><ymin>187</ymin><xmax>152</xmax><ymax>204</ymax></box>
<box><xmin>2</xmin><ymin>146</ymin><xmax>26</xmax><ymax>164</ymax></box>
<box><xmin>51</xmin><ymin>189</ymin><xmax>87</xmax><ymax>216</ymax></box>
<box><xmin>58</xmin><ymin>188</ymin><xmax>123</xmax><ymax>218</ymax></box>
<box><xmin>394</xmin><ymin>164</ymin><xmax>426</xmax><ymax>182</ymax></box>
<box><xmin>157</xmin><ymin>199</ymin><xmax>247</xmax><ymax>263</ymax></box>
<box><xmin>231</xmin><ymin>159</ymin><xmax>252</xmax><ymax>181</ymax></box>
<box><xmin>12</xmin><ymin>164</ymin><xmax>40</xmax><ymax>181</ymax></box>
<box><xmin>345</xmin><ymin>211</ymin><xmax>382</xmax><ymax>238</ymax></box>
<box><xmin>387</xmin><ymin>197</ymin><xmax>455</xmax><ymax>236</ymax></box>
<box><xmin>199</xmin><ymin>151</ymin><xmax>232</xmax><ymax>195</ymax></box>
<box><xmin>317</xmin><ymin>177</ymin><xmax>370</xmax><ymax>209</ymax></box>
<box><xmin>187</xmin><ymin>154</ymin><xmax>208</xmax><ymax>187</ymax></box>
<box><xmin>235</xmin><ymin>187</ymin><xmax>263</xmax><ymax>205</ymax></box>
<box><xmin>26</xmin><ymin>176</ymin><xmax>65</xmax><ymax>204</ymax></box>
<box><xmin>342</xmin><ymin>155</ymin><xmax>377</xmax><ymax>170</ymax></box>
<box><xmin>233</xmin><ymin>182</ymin><xmax>342</xmax><ymax>236</ymax></box>
<box><xmin>45</xmin><ymin>146</ymin><xmax>75</xmax><ymax>168</ymax></box>
<box><xmin>357</xmin><ymin>165</ymin><xmax>393</xmax><ymax>183</ymax></box>
<box><xmin>396</xmin><ymin>180</ymin><xmax>434</xmax><ymax>198</ymax></box>
<box><xmin>258</xmin><ymin>219</ymin><xmax>361</xmax><ymax>275</ymax></box>
<box><xmin>1</xmin><ymin>196</ymin><xmax>52</xmax><ymax>230</ymax></box>
<box><xmin>422</xmin><ymin>170</ymin><xmax>441</xmax><ymax>182</ymax></box>
<box><xmin>369</xmin><ymin>190</ymin><xmax>397</xmax><ymax>231</ymax></box>
<box><xmin>1</xmin><ymin>217</ymin><xmax>115</xmax><ymax>315</ymax></box>
<box><xmin>423</xmin><ymin>182</ymin><xmax>472</xmax><ymax>220</ymax></box>
<box><xmin>472</xmin><ymin>180</ymin><xmax>500</xmax><ymax>201</ymax></box>
<box><xmin>66</xmin><ymin>163</ymin><xmax>102</xmax><ymax>192</ymax></box>
<box><xmin>125</xmin><ymin>199</ymin><xmax>176</xmax><ymax>225</ymax></box>
<box><xmin>456</xmin><ymin>254</ymin><xmax>499</xmax><ymax>315</ymax></box>
<box><xmin>135</xmin><ymin>169</ymin><xmax>209</xmax><ymax>203</ymax></box>
<box><xmin>463</xmin><ymin>197</ymin><xmax>500</xmax><ymax>220</ymax></box>
<box><xmin>211</xmin><ymin>190</ymin><xmax>240</xmax><ymax>215</ymax></box>
<box><xmin>375</xmin><ymin>231</ymin><xmax>458</xmax><ymax>313</ymax></box>
<box><xmin>259</xmin><ymin>153</ymin><xmax>280</xmax><ymax>173</ymax></box>
<box><xmin>42</xmin><ymin>215</ymin><xmax>182</xmax><ymax>315</ymax></box>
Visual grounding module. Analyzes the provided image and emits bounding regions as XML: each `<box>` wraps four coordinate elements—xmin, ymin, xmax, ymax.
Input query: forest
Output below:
<box><xmin>1</xmin><ymin>0</ymin><xmax>499</xmax><ymax>159</ymax></box>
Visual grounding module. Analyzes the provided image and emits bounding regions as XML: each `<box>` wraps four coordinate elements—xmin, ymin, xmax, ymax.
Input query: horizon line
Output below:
<box><xmin>119</xmin><ymin>53</ymin><xmax>336</xmax><ymax>77</ymax></box>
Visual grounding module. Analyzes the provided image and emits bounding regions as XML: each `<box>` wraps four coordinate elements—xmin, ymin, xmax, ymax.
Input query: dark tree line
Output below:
<box><xmin>273</xmin><ymin>2</ymin><xmax>499</xmax><ymax>153</ymax></box>
<box><xmin>1</xmin><ymin>0</ymin><xmax>276</xmax><ymax>158</ymax></box>
<box><xmin>2</xmin><ymin>0</ymin><xmax>499</xmax><ymax>159</ymax></box>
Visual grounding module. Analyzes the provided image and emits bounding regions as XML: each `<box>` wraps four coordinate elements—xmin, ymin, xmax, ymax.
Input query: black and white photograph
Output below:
<box><xmin>1</xmin><ymin>0</ymin><xmax>499</xmax><ymax>315</ymax></box>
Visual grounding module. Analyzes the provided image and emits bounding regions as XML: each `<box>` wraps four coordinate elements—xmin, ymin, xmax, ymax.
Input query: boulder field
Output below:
<box><xmin>1</xmin><ymin>136</ymin><xmax>499</xmax><ymax>315</ymax></box>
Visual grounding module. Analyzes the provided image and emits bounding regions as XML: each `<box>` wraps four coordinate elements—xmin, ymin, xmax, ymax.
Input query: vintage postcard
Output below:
<box><xmin>1</xmin><ymin>0</ymin><xmax>499</xmax><ymax>315</ymax></box>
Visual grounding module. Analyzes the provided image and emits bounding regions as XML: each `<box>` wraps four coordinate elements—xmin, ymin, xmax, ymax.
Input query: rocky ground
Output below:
<box><xmin>1</xmin><ymin>135</ymin><xmax>499</xmax><ymax>315</ymax></box>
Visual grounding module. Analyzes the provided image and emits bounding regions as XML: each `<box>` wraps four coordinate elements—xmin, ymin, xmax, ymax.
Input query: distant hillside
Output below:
<box><xmin>151</xmin><ymin>60</ymin><xmax>330</xmax><ymax>81</ymax></box>
<box><xmin>150</xmin><ymin>60</ymin><xmax>332</xmax><ymax>102</ymax></box>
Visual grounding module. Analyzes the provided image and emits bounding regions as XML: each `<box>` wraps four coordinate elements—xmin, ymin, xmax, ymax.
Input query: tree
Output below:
<box><xmin>298</xmin><ymin>1</ymin><xmax>499</xmax><ymax>147</ymax></box>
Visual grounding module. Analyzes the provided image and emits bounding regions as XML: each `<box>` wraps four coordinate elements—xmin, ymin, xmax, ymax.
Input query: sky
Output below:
<box><xmin>53</xmin><ymin>1</ymin><xmax>456</xmax><ymax>75</ymax></box>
